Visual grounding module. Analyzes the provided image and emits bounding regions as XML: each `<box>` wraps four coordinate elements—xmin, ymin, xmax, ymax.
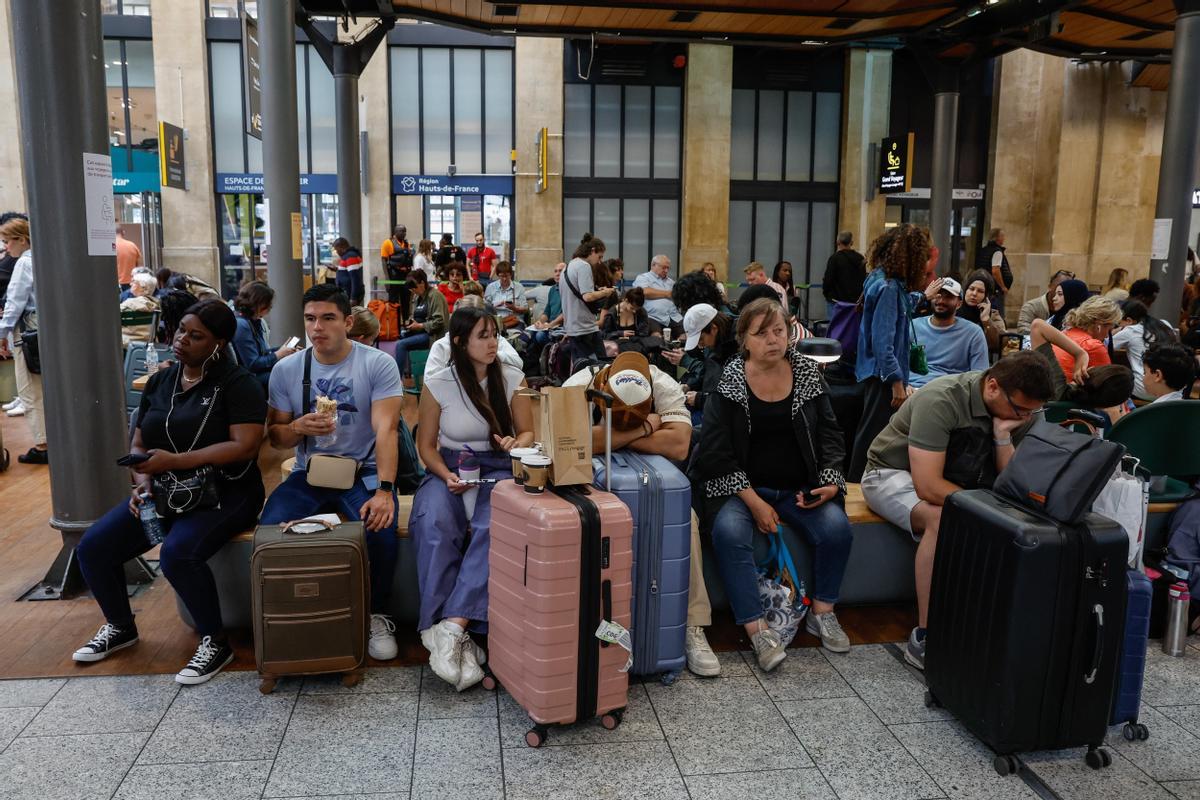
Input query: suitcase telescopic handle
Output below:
<box><xmin>281</xmin><ymin>518</ymin><xmax>335</xmax><ymax>534</ymax></box>
<box><xmin>1084</xmin><ymin>603</ymin><xmax>1105</xmax><ymax>684</ymax></box>
<box><xmin>585</xmin><ymin>388</ymin><xmax>616</xmax><ymax>492</ymax></box>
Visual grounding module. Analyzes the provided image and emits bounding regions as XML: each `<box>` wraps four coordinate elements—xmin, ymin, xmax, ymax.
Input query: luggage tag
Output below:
<box><xmin>595</xmin><ymin>620</ymin><xmax>634</xmax><ymax>673</ymax></box>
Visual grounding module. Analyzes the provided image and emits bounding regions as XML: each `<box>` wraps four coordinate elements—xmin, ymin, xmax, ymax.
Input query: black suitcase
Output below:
<box><xmin>925</xmin><ymin>489</ymin><xmax>1128</xmax><ymax>775</ymax></box>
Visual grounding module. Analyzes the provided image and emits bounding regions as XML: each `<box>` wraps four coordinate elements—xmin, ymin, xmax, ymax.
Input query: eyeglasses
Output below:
<box><xmin>1052</xmin><ymin>270</ymin><xmax>1076</xmax><ymax>280</ymax></box>
<box><xmin>1003</xmin><ymin>389</ymin><xmax>1043</xmax><ymax>419</ymax></box>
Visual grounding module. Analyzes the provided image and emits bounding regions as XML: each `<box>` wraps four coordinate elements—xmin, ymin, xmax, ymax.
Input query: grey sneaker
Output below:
<box><xmin>905</xmin><ymin>627</ymin><xmax>926</xmax><ymax>671</ymax></box>
<box><xmin>805</xmin><ymin>611</ymin><xmax>850</xmax><ymax>653</ymax></box>
<box><xmin>751</xmin><ymin>627</ymin><xmax>787</xmax><ymax>672</ymax></box>
<box><xmin>685</xmin><ymin>626</ymin><xmax>721</xmax><ymax>677</ymax></box>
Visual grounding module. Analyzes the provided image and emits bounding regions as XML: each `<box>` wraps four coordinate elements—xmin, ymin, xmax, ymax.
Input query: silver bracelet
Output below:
<box><xmin>993</xmin><ymin>438</ymin><xmax>1012</xmax><ymax>447</ymax></box>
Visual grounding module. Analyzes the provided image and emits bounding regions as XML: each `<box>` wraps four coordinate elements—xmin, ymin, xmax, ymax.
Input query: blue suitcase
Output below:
<box><xmin>593</xmin><ymin>451</ymin><xmax>691</xmax><ymax>678</ymax></box>
<box><xmin>1111</xmin><ymin>569</ymin><xmax>1152</xmax><ymax>741</ymax></box>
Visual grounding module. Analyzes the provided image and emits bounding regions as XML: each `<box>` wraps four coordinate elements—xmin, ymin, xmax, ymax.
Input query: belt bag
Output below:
<box><xmin>993</xmin><ymin>419</ymin><xmax>1126</xmax><ymax>524</ymax></box>
<box><xmin>306</xmin><ymin>453</ymin><xmax>359</xmax><ymax>490</ymax></box>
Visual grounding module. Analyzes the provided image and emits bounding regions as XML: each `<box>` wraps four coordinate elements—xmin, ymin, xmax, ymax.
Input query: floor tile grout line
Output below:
<box><xmin>3</xmin><ymin>676</ymin><xmax>71</xmax><ymax>753</ymax></box>
<box><xmin>641</xmin><ymin>677</ymin><xmax>698</xmax><ymax>798</ymax></box>
<box><xmin>493</xmin><ymin>687</ymin><xmax>508</xmax><ymax>800</ymax></box>
<box><xmin>409</xmin><ymin>667</ymin><xmax>424</xmax><ymax>800</ymax></box>
<box><xmin>259</xmin><ymin>678</ymin><xmax>302</xmax><ymax>800</ymax></box>
<box><xmin>108</xmin><ymin>686</ymin><xmax>177</xmax><ymax>800</ymax></box>
<box><xmin>126</xmin><ymin>756</ymin><xmax>278</xmax><ymax>768</ymax></box>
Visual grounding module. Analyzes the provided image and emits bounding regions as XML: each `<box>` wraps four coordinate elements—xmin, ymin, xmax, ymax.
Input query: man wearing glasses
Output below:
<box><xmin>858</xmin><ymin>351</ymin><xmax>1057</xmax><ymax>671</ymax></box>
<box><xmin>1018</xmin><ymin>269</ymin><xmax>1075</xmax><ymax>334</ymax></box>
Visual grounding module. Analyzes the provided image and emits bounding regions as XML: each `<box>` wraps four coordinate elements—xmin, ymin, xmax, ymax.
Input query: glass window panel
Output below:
<box><xmin>728</xmin><ymin>201</ymin><xmax>753</xmax><ymax>275</ymax></box>
<box><xmin>124</xmin><ymin>40</ymin><xmax>156</xmax><ymax>152</ymax></box>
<box><xmin>651</xmin><ymin>198</ymin><xmax>679</xmax><ymax>275</ymax></box>
<box><xmin>623</xmin><ymin>86</ymin><xmax>651</xmax><ymax>179</ymax></box>
<box><xmin>754</xmin><ymin>201</ymin><xmax>781</xmax><ymax>266</ymax></box>
<box><xmin>308</xmin><ymin>44</ymin><xmax>337</xmax><ymax>173</ymax></box>
<box><xmin>756</xmin><ymin>90</ymin><xmax>784</xmax><ymax>182</ymax></box>
<box><xmin>209</xmin><ymin>41</ymin><xmax>244</xmax><ymax>173</ymax></box>
<box><xmin>483</xmin><ymin>49</ymin><xmax>512</xmax><ymax>175</ymax></box>
<box><xmin>102</xmin><ymin>0</ymin><xmax>121</xmax><ymax>13</ymax></box>
<box><xmin>729</xmin><ymin>89</ymin><xmax>756</xmax><ymax>181</ymax></box>
<box><xmin>785</xmin><ymin>91</ymin><xmax>813</xmax><ymax>182</ymax></box>
<box><xmin>813</xmin><ymin>92</ymin><xmax>841</xmax><ymax>182</ymax></box>
<box><xmin>653</xmin><ymin>86</ymin><xmax>680</xmax><ymax>179</ymax></box>
<box><xmin>208</xmin><ymin>0</ymin><xmax>238</xmax><ymax>16</ymax></box>
<box><xmin>453</xmin><ymin>49</ymin><xmax>483</xmax><ymax>174</ymax></box>
<box><xmin>564</xmin><ymin>83</ymin><xmax>592</xmax><ymax>177</ymax></box>
<box><xmin>422</xmin><ymin>49</ymin><xmax>452</xmax><ymax>175</ymax></box>
<box><xmin>218</xmin><ymin>193</ymin><xmax>252</xmax><ymax>296</ymax></box>
<box><xmin>593</xmin><ymin>198</ymin><xmax>620</xmax><ymax>248</ymax></box>
<box><xmin>622</xmin><ymin>199</ymin><xmax>649</xmax><ymax>273</ymax></box>
<box><xmin>564</xmin><ymin>197</ymin><xmax>590</xmax><ymax>260</ymax></box>
<box><xmin>296</xmin><ymin>44</ymin><xmax>308</xmax><ymax>173</ymax></box>
<box><xmin>390</xmin><ymin>48</ymin><xmax>421</xmax><ymax>174</ymax></box>
<box><xmin>247</xmin><ymin>131</ymin><xmax>262</xmax><ymax>172</ymax></box>
<box><xmin>593</xmin><ymin>85</ymin><xmax>621</xmax><ymax>178</ymax></box>
<box><xmin>483</xmin><ymin>195</ymin><xmax>510</xmax><ymax>257</ymax></box>
<box><xmin>808</xmin><ymin>202</ymin><xmax>837</xmax><ymax>317</ymax></box>
<box><xmin>782</xmin><ymin>202</ymin><xmax>810</xmax><ymax>283</ymax></box>
<box><xmin>104</xmin><ymin>40</ymin><xmax>126</xmax><ymax>161</ymax></box>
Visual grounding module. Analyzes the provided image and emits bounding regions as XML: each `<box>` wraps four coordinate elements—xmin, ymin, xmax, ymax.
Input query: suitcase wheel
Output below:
<box><xmin>480</xmin><ymin>671</ymin><xmax>497</xmax><ymax>692</ymax></box>
<box><xmin>525</xmin><ymin>725</ymin><xmax>548</xmax><ymax>748</ymax></box>
<box><xmin>600</xmin><ymin>708</ymin><xmax>625</xmax><ymax>731</ymax></box>
<box><xmin>341</xmin><ymin>671</ymin><xmax>363</xmax><ymax>688</ymax></box>
<box><xmin>923</xmin><ymin>690</ymin><xmax>941</xmax><ymax>710</ymax></box>
<box><xmin>259</xmin><ymin>677</ymin><xmax>278</xmax><ymax>695</ymax></box>
<box><xmin>992</xmin><ymin>754</ymin><xmax>1020</xmax><ymax>776</ymax></box>
<box><xmin>1122</xmin><ymin>722</ymin><xmax>1150</xmax><ymax>742</ymax></box>
<box><xmin>1085</xmin><ymin>747</ymin><xmax>1112</xmax><ymax>769</ymax></box>
<box><xmin>0</xmin><ymin>448</ymin><xmax>8</xmax><ymax>471</ymax></box>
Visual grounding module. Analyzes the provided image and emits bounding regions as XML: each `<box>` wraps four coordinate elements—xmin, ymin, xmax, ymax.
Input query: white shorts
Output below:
<box><xmin>861</xmin><ymin>468</ymin><xmax>923</xmax><ymax>538</ymax></box>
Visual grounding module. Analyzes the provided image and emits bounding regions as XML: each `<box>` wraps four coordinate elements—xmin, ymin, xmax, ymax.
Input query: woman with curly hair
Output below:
<box><xmin>847</xmin><ymin>224</ymin><xmax>932</xmax><ymax>481</ymax></box>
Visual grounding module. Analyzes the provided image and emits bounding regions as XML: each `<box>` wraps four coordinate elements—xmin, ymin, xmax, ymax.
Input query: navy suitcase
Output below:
<box><xmin>593</xmin><ymin>452</ymin><xmax>691</xmax><ymax>678</ymax></box>
<box><xmin>926</xmin><ymin>489</ymin><xmax>1128</xmax><ymax>774</ymax></box>
<box><xmin>1111</xmin><ymin>569</ymin><xmax>1152</xmax><ymax>740</ymax></box>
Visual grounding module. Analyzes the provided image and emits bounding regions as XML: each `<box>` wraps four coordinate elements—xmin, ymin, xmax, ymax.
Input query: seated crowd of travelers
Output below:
<box><xmin>21</xmin><ymin>222</ymin><xmax>1194</xmax><ymax>691</ymax></box>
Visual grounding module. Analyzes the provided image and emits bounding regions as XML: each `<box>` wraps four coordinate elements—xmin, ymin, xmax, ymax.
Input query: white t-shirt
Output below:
<box><xmin>563</xmin><ymin>364</ymin><xmax>692</xmax><ymax>428</ymax></box>
<box><xmin>424</xmin><ymin>332</ymin><xmax>523</xmax><ymax>375</ymax></box>
<box><xmin>1113</xmin><ymin>324</ymin><xmax>1150</xmax><ymax>400</ymax></box>
<box><xmin>424</xmin><ymin>362</ymin><xmax>525</xmax><ymax>451</ymax></box>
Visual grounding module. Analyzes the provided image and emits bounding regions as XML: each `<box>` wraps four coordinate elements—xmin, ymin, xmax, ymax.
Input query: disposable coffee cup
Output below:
<box><xmin>521</xmin><ymin>454</ymin><xmax>552</xmax><ymax>494</ymax></box>
<box><xmin>509</xmin><ymin>447</ymin><xmax>541</xmax><ymax>484</ymax></box>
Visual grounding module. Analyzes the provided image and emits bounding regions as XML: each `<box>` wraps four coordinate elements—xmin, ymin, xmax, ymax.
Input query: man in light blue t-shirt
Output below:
<box><xmin>260</xmin><ymin>284</ymin><xmax>404</xmax><ymax>661</ymax></box>
<box><xmin>633</xmin><ymin>254</ymin><xmax>683</xmax><ymax>338</ymax></box>
<box><xmin>909</xmin><ymin>277</ymin><xmax>989</xmax><ymax>389</ymax></box>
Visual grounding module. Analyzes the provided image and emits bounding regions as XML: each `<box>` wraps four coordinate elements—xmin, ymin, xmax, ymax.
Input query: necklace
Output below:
<box><xmin>181</xmin><ymin>369</ymin><xmax>203</xmax><ymax>386</ymax></box>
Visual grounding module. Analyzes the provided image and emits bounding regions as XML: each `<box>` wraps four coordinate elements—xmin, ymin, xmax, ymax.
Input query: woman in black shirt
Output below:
<box><xmin>690</xmin><ymin>298</ymin><xmax>852</xmax><ymax>672</ymax></box>
<box><xmin>73</xmin><ymin>300</ymin><xmax>267</xmax><ymax>685</ymax></box>
<box><xmin>601</xmin><ymin>286</ymin><xmax>650</xmax><ymax>340</ymax></box>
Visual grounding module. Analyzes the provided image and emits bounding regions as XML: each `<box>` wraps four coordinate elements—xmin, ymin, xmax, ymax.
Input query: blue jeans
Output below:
<box><xmin>394</xmin><ymin>333</ymin><xmax>431</xmax><ymax>377</ymax></box>
<box><xmin>710</xmin><ymin>488</ymin><xmax>853</xmax><ymax>625</ymax></box>
<box><xmin>259</xmin><ymin>470</ymin><xmax>399</xmax><ymax>614</ymax></box>
<box><xmin>76</xmin><ymin>478</ymin><xmax>265</xmax><ymax>636</ymax></box>
<box><xmin>409</xmin><ymin>449</ymin><xmax>511</xmax><ymax>632</ymax></box>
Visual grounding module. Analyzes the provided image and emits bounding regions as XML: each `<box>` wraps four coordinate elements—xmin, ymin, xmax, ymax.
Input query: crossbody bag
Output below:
<box><xmin>301</xmin><ymin>348</ymin><xmax>373</xmax><ymax>490</ymax></box>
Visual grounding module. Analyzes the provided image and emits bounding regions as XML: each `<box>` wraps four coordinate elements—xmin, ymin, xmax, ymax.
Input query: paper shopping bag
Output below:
<box><xmin>540</xmin><ymin>385</ymin><xmax>593</xmax><ymax>486</ymax></box>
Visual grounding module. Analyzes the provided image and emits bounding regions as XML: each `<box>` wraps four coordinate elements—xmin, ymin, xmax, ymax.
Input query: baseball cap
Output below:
<box><xmin>936</xmin><ymin>277</ymin><xmax>962</xmax><ymax>297</ymax></box>
<box><xmin>683</xmin><ymin>303</ymin><xmax>719</xmax><ymax>351</ymax></box>
<box><xmin>593</xmin><ymin>351</ymin><xmax>654</xmax><ymax>431</ymax></box>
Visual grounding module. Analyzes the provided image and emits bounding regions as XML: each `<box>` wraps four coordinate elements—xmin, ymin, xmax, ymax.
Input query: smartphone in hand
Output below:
<box><xmin>284</xmin><ymin>336</ymin><xmax>301</xmax><ymax>349</ymax></box>
<box><xmin>116</xmin><ymin>452</ymin><xmax>151</xmax><ymax>467</ymax></box>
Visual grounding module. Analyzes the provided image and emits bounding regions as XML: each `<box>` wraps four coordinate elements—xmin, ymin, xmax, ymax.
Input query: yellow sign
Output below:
<box><xmin>158</xmin><ymin>121</ymin><xmax>186</xmax><ymax>190</ymax></box>
<box><xmin>290</xmin><ymin>212</ymin><xmax>303</xmax><ymax>261</ymax></box>
<box><xmin>535</xmin><ymin>127</ymin><xmax>549</xmax><ymax>194</ymax></box>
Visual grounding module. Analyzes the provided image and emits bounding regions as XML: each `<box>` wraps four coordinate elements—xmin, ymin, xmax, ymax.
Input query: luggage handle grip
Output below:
<box><xmin>1084</xmin><ymin>603</ymin><xmax>1104</xmax><ymax>684</ymax></box>
<box><xmin>281</xmin><ymin>518</ymin><xmax>335</xmax><ymax>534</ymax></box>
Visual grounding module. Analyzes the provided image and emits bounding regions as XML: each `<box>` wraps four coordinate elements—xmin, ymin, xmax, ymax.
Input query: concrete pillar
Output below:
<box><xmin>838</xmin><ymin>49</ymin><xmax>892</xmax><ymax>250</ymax></box>
<box><xmin>1149</xmin><ymin>1</ymin><xmax>1200</xmax><ymax>321</ymax></box>
<box><xmin>334</xmin><ymin>70</ymin><xmax>362</xmax><ymax>259</ymax></box>
<box><xmin>930</xmin><ymin>87</ymin><xmax>959</xmax><ymax>276</ymax></box>
<box><xmin>679</xmin><ymin>44</ymin><xmax>733</xmax><ymax>280</ymax></box>
<box><xmin>513</xmin><ymin>37</ymin><xmax>563</xmax><ymax>281</ymax></box>
<box><xmin>151</xmin><ymin>0</ymin><xmax>220</xmax><ymax>287</ymax></box>
<box><xmin>0</xmin><ymin>0</ymin><xmax>25</xmax><ymax>206</ymax></box>
<box><xmin>359</xmin><ymin>22</ymin><xmax>392</xmax><ymax>287</ymax></box>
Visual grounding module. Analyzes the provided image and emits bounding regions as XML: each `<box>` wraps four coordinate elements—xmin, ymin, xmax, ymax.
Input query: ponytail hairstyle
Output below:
<box><xmin>1124</xmin><ymin>298</ymin><xmax>1179</xmax><ymax>348</ymax></box>
<box><xmin>572</xmin><ymin>232</ymin><xmax>606</xmax><ymax>261</ymax></box>
<box><xmin>866</xmin><ymin>223</ymin><xmax>931</xmax><ymax>292</ymax></box>
<box><xmin>447</xmin><ymin>307</ymin><xmax>515</xmax><ymax>448</ymax></box>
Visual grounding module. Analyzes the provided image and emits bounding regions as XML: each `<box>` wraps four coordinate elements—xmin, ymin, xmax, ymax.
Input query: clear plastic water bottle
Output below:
<box><xmin>139</xmin><ymin>492</ymin><xmax>166</xmax><ymax>546</ymax></box>
<box><xmin>143</xmin><ymin>345</ymin><xmax>158</xmax><ymax>376</ymax></box>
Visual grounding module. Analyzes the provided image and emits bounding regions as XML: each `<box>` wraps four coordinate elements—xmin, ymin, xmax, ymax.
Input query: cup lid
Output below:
<box><xmin>509</xmin><ymin>447</ymin><xmax>541</xmax><ymax>458</ymax></box>
<box><xmin>521</xmin><ymin>454</ymin><xmax>552</xmax><ymax>466</ymax></box>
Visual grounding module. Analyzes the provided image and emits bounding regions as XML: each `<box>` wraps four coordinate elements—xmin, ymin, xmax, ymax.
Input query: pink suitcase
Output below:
<box><xmin>486</xmin><ymin>394</ymin><xmax>634</xmax><ymax>747</ymax></box>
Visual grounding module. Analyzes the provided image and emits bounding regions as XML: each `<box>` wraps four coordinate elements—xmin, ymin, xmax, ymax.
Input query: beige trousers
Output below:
<box><xmin>13</xmin><ymin>342</ymin><xmax>46</xmax><ymax>446</ymax></box>
<box><xmin>688</xmin><ymin>510</ymin><xmax>712</xmax><ymax>627</ymax></box>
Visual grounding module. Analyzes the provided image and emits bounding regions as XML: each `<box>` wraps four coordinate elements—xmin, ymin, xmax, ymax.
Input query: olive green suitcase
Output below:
<box><xmin>251</xmin><ymin>518</ymin><xmax>369</xmax><ymax>693</ymax></box>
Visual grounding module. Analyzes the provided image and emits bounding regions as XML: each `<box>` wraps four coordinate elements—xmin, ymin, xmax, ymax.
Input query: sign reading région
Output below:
<box><xmin>879</xmin><ymin>134</ymin><xmax>914</xmax><ymax>194</ymax></box>
<box><xmin>391</xmin><ymin>174</ymin><xmax>515</xmax><ymax>196</ymax></box>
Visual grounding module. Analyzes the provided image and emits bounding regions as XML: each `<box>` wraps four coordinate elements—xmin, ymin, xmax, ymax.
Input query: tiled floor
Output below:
<box><xmin>2</xmin><ymin>642</ymin><xmax>1200</xmax><ymax>800</ymax></box>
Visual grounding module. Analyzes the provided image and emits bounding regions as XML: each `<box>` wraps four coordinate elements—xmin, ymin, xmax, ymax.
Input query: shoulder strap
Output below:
<box><xmin>562</xmin><ymin>263</ymin><xmax>588</xmax><ymax>304</ymax></box>
<box><xmin>301</xmin><ymin>348</ymin><xmax>313</xmax><ymax>455</ymax></box>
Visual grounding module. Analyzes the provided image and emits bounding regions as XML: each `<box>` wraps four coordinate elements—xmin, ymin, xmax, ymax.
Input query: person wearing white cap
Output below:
<box><xmin>908</xmin><ymin>276</ymin><xmax>989</xmax><ymax>389</ymax></box>
<box><xmin>564</xmin><ymin>352</ymin><xmax>722</xmax><ymax>678</ymax></box>
<box><xmin>676</xmin><ymin>303</ymin><xmax>737</xmax><ymax>420</ymax></box>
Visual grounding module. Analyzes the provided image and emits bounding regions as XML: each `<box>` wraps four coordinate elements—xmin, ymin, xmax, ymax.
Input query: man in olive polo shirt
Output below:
<box><xmin>859</xmin><ymin>351</ymin><xmax>1055</xmax><ymax>670</ymax></box>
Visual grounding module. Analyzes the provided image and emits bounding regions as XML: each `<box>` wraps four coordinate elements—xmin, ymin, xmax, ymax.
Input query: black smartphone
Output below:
<box><xmin>116</xmin><ymin>452</ymin><xmax>151</xmax><ymax>467</ymax></box>
<box><xmin>801</xmin><ymin>490</ymin><xmax>819</xmax><ymax>505</ymax></box>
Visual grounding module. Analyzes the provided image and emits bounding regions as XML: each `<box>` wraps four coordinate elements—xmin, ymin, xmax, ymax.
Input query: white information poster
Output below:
<box><xmin>1152</xmin><ymin>218</ymin><xmax>1173</xmax><ymax>261</ymax></box>
<box><xmin>83</xmin><ymin>153</ymin><xmax>116</xmax><ymax>257</ymax></box>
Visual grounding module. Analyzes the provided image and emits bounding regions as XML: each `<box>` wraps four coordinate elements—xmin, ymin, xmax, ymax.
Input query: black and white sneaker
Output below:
<box><xmin>73</xmin><ymin>623</ymin><xmax>139</xmax><ymax>662</ymax></box>
<box><xmin>175</xmin><ymin>636</ymin><xmax>234</xmax><ymax>685</ymax></box>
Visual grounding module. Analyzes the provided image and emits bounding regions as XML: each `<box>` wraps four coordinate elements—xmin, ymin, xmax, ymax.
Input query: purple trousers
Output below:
<box><xmin>410</xmin><ymin>448</ymin><xmax>513</xmax><ymax>632</ymax></box>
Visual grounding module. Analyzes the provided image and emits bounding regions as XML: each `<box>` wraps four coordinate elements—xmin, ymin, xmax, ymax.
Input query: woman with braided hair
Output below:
<box><xmin>847</xmin><ymin>224</ymin><xmax>933</xmax><ymax>481</ymax></box>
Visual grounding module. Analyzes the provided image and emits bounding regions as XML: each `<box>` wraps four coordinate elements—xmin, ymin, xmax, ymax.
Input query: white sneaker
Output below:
<box><xmin>368</xmin><ymin>614</ymin><xmax>398</xmax><ymax>661</ymax></box>
<box><xmin>5</xmin><ymin>404</ymin><xmax>25</xmax><ymax>417</ymax></box>
<box><xmin>421</xmin><ymin>620</ymin><xmax>463</xmax><ymax>686</ymax></box>
<box><xmin>805</xmin><ymin>611</ymin><xmax>851</xmax><ymax>653</ymax></box>
<box><xmin>2</xmin><ymin>398</ymin><xmax>20</xmax><ymax>411</ymax></box>
<box><xmin>685</xmin><ymin>626</ymin><xmax>721</xmax><ymax>677</ymax></box>
<box><xmin>455</xmin><ymin>633</ymin><xmax>486</xmax><ymax>692</ymax></box>
<box><xmin>751</xmin><ymin>627</ymin><xmax>787</xmax><ymax>672</ymax></box>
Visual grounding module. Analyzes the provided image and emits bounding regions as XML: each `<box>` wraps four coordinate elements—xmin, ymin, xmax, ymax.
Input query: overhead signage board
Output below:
<box><xmin>158</xmin><ymin>121</ymin><xmax>186</xmax><ymax>190</ymax></box>
<box><xmin>242</xmin><ymin>12</ymin><xmax>262</xmax><ymax>139</ymax></box>
<box><xmin>879</xmin><ymin>133</ymin><xmax>914</xmax><ymax>194</ymax></box>
<box><xmin>391</xmin><ymin>174</ymin><xmax>515</xmax><ymax>196</ymax></box>
<box><xmin>215</xmin><ymin>173</ymin><xmax>338</xmax><ymax>194</ymax></box>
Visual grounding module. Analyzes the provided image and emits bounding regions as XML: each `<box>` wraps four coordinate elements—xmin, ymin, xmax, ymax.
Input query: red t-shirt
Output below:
<box><xmin>1054</xmin><ymin>327</ymin><xmax>1111</xmax><ymax>380</ymax></box>
<box><xmin>438</xmin><ymin>282</ymin><xmax>465</xmax><ymax>309</ymax></box>
<box><xmin>467</xmin><ymin>246</ymin><xmax>497</xmax><ymax>280</ymax></box>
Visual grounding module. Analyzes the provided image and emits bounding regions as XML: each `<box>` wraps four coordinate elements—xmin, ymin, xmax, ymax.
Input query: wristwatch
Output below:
<box><xmin>377</xmin><ymin>480</ymin><xmax>395</xmax><ymax>493</ymax></box>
